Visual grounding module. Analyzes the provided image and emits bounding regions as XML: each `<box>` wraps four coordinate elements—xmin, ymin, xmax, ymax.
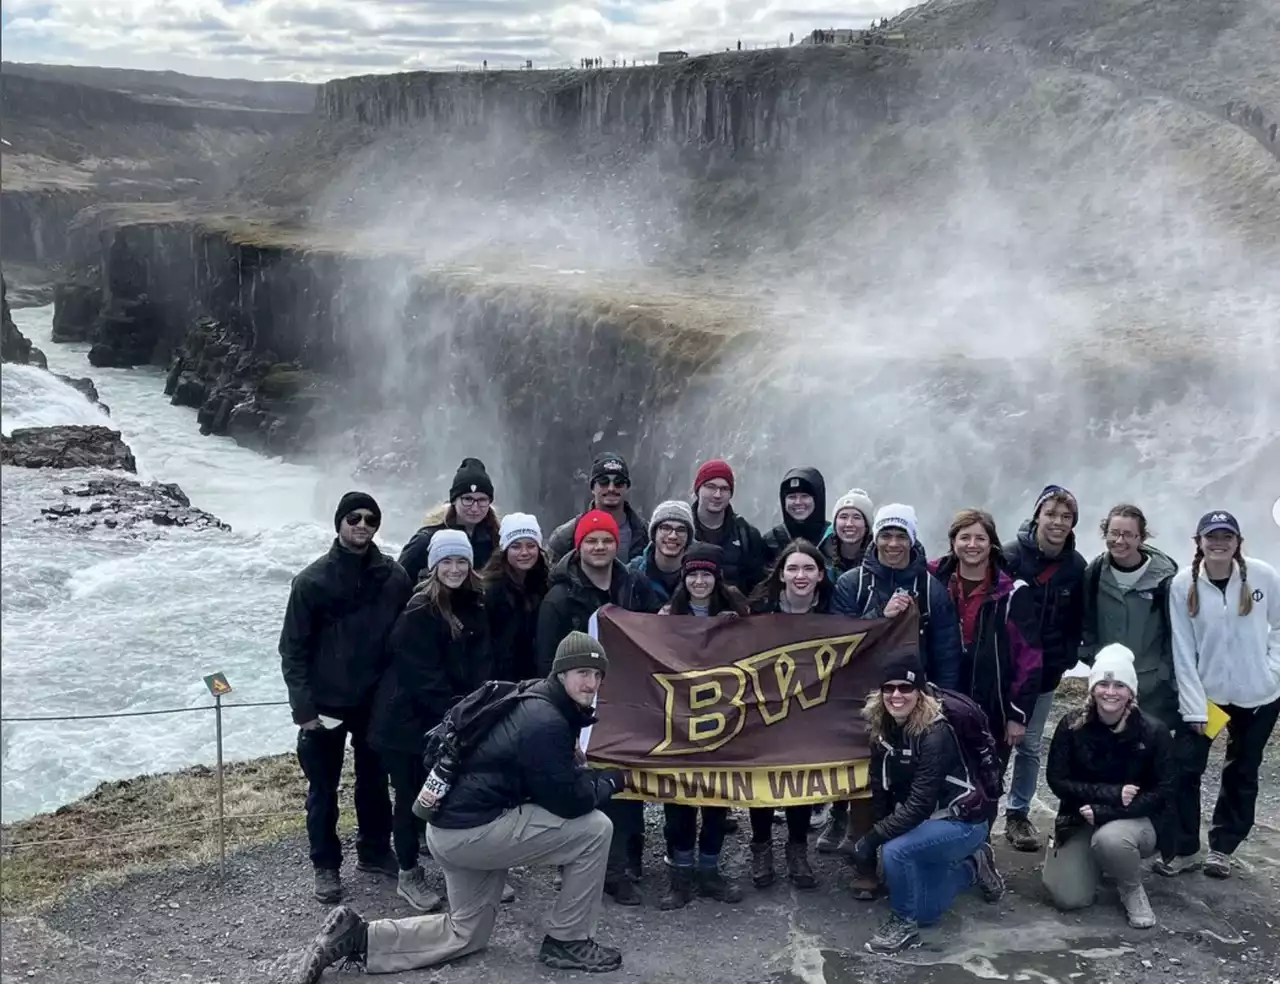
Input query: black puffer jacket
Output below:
<box><xmin>867</xmin><ymin>713</ymin><xmax>970</xmax><ymax>846</ymax></box>
<box><xmin>484</xmin><ymin>572</ymin><xmax>547</xmax><ymax>682</ymax></box>
<box><xmin>546</xmin><ymin>503</ymin><xmax>650</xmax><ymax>565</ymax></box>
<box><xmin>431</xmin><ymin>677</ymin><xmax>617</xmax><ymax>829</ymax></box>
<box><xmin>762</xmin><ymin>466</ymin><xmax>828</xmax><ymax>562</ymax></box>
<box><xmin>691</xmin><ymin>505</ymin><xmax>769</xmax><ymax>594</ymax></box>
<box><xmin>1046</xmin><ymin>705</ymin><xmax>1174</xmax><ymax>845</ymax></box>
<box><xmin>1002</xmin><ymin>521</ymin><xmax>1087</xmax><ymax>691</ymax></box>
<box><xmin>367</xmin><ymin>588</ymin><xmax>491</xmax><ymax>755</ymax></box>
<box><xmin>535</xmin><ymin>552</ymin><xmax>659</xmax><ymax>675</ymax></box>
<box><xmin>279</xmin><ymin>541</ymin><xmax>412</xmax><ymax>725</ymax></box>
<box><xmin>398</xmin><ymin>503</ymin><xmax>499</xmax><ymax>586</ymax></box>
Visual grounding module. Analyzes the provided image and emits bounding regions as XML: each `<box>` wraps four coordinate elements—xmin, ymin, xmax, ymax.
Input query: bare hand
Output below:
<box><xmin>1121</xmin><ymin>784</ymin><xmax>1139</xmax><ymax>807</ymax></box>
<box><xmin>884</xmin><ymin>593</ymin><xmax>913</xmax><ymax>618</ymax></box>
<box><xmin>1079</xmin><ymin>805</ymin><xmax>1095</xmax><ymax>825</ymax></box>
<box><xmin>718</xmin><ymin>610</ymin><xmax>740</xmax><ymax>620</ymax></box>
<box><xmin>300</xmin><ymin>719</ymin><xmax>321</xmax><ymax>731</ymax></box>
<box><xmin>1189</xmin><ymin>722</ymin><xmax>1206</xmax><ymax>736</ymax></box>
<box><xmin>1005</xmin><ymin>721</ymin><xmax>1026</xmax><ymax>747</ymax></box>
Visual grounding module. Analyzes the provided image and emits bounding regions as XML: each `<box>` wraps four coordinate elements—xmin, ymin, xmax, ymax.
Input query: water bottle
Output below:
<box><xmin>412</xmin><ymin>744</ymin><xmax>459</xmax><ymax>822</ymax></box>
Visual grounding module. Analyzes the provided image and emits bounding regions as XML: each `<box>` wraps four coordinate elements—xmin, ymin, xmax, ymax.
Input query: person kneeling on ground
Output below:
<box><xmin>292</xmin><ymin>631</ymin><xmax>628</xmax><ymax>982</ymax></box>
<box><xmin>853</xmin><ymin>657</ymin><xmax>1004</xmax><ymax>955</ymax></box>
<box><xmin>1043</xmin><ymin>644</ymin><xmax>1173</xmax><ymax>929</ymax></box>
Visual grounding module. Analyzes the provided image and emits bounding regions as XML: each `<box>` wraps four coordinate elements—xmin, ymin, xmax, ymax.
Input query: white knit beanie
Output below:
<box><xmin>649</xmin><ymin>499</ymin><xmax>695</xmax><ymax>538</ymax></box>
<box><xmin>1089</xmin><ymin>643</ymin><xmax>1139</xmax><ymax>697</ymax></box>
<box><xmin>833</xmin><ymin>488</ymin><xmax>875</xmax><ymax>525</ymax></box>
<box><xmin>427</xmin><ymin>529</ymin><xmax>473</xmax><ymax>570</ymax></box>
<box><xmin>873</xmin><ymin>503</ymin><xmax>918</xmax><ymax>545</ymax></box>
<box><xmin>499</xmin><ymin>512</ymin><xmax>543</xmax><ymax>552</ymax></box>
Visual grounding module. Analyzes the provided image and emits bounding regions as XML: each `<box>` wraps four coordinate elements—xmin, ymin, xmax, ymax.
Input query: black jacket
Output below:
<box><xmin>430</xmin><ymin>677</ymin><xmax>617</xmax><ymax>829</ymax></box>
<box><xmin>535</xmin><ymin>553</ymin><xmax>659</xmax><ymax>675</ymax></box>
<box><xmin>278</xmin><ymin>541</ymin><xmax>411</xmax><ymax>725</ymax></box>
<box><xmin>691</xmin><ymin>505</ymin><xmax>769</xmax><ymax>594</ymax></box>
<box><xmin>398</xmin><ymin>503</ymin><xmax>499</xmax><ymax>586</ymax></box>
<box><xmin>868</xmin><ymin>714</ymin><xmax>968</xmax><ymax>845</ymax></box>
<box><xmin>367</xmin><ymin>589</ymin><xmax>491</xmax><ymax>755</ymax></box>
<box><xmin>1046</xmin><ymin>705</ymin><xmax>1174</xmax><ymax>845</ymax></box>
<box><xmin>762</xmin><ymin>466</ymin><xmax>828</xmax><ymax>562</ymax></box>
<box><xmin>1002</xmin><ymin>522</ymin><xmax>1087</xmax><ymax>691</ymax></box>
<box><xmin>546</xmin><ymin>502</ymin><xmax>649</xmax><ymax>565</ymax></box>
<box><xmin>484</xmin><ymin>573</ymin><xmax>547</xmax><ymax>682</ymax></box>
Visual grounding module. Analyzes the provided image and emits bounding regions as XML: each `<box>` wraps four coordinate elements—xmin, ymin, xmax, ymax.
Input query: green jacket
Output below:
<box><xmin>1081</xmin><ymin>545</ymin><xmax>1180</xmax><ymax>729</ymax></box>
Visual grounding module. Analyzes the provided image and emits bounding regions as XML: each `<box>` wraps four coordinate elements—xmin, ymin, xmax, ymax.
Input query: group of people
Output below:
<box><xmin>281</xmin><ymin>451</ymin><xmax>1279</xmax><ymax>980</ymax></box>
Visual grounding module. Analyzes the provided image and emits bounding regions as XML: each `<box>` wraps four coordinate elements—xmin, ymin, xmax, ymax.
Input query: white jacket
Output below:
<box><xmin>1169</xmin><ymin>557</ymin><xmax>1280</xmax><ymax>722</ymax></box>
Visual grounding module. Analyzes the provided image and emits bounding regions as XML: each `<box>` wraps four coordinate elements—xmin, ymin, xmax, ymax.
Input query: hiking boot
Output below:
<box><xmin>1203</xmin><ymin>850</ymin><xmax>1232</xmax><ymax>879</ymax></box>
<box><xmin>785</xmin><ymin>842</ymin><xmax>817</xmax><ymax>890</ymax></box>
<box><xmin>538</xmin><ymin>936</ymin><xmax>623</xmax><ymax>973</ymax></box>
<box><xmin>750</xmin><ymin>841</ymin><xmax>776</xmax><ymax>888</ymax></box>
<box><xmin>293</xmin><ymin>905</ymin><xmax>368</xmax><ymax>984</ymax></box>
<box><xmin>502</xmin><ymin>881</ymin><xmax>517</xmax><ymax>903</ymax></box>
<box><xmin>810</xmin><ymin>803</ymin><xmax>831</xmax><ymax>830</ymax></box>
<box><xmin>866</xmin><ymin>913</ymin><xmax>919</xmax><ymax>954</ymax></box>
<box><xmin>659</xmin><ymin>865</ymin><xmax>696</xmax><ymax>911</ymax></box>
<box><xmin>1004</xmin><ymin>812</ymin><xmax>1042</xmax><ymax>853</ymax></box>
<box><xmin>815</xmin><ymin>801</ymin><xmax>849</xmax><ymax>853</ymax></box>
<box><xmin>355</xmin><ymin>849</ymin><xmax>399</xmax><ymax>878</ymax></box>
<box><xmin>973</xmin><ymin>842</ymin><xmax>1005</xmax><ymax>902</ymax></box>
<box><xmin>312</xmin><ymin>867</ymin><xmax>341</xmax><ymax>904</ymax></box>
<box><xmin>604</xmin><ymin>875</ymin><xmax>642</xmax><ymax>906</ymax></box>
<box><xmin>1120</xmin><ymin>883</ymin><xmax>1156</xmax><ymax>929</ymax></box>
<box><xmin>850</xmin><ymin>867</ymin><xmax>880</xmax><ymax>900</ymax></box>
<box><xmin>395</xmin><ymin>867</ymin><xmax>442</xmax><ymax>912</ymax></box>
<box><xmin>696</xmin><ymin>866</ymin><xmax>743</xmax><ymax>903</ymax></box>
<box><xmin>1152</xmin><ymin>852</ymin><xmax>1204</xmax><ymax>877</ymax></box>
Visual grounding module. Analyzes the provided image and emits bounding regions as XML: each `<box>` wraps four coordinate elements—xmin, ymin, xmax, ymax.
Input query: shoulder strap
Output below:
<box><xmin>1088</xmin><ymin>558</ymin><xmax>1103</xmax><ymax>609</ymax></box>
<box><xmin>915</xmin><ymin>571</ymin><xmax>932</xmax><ymax>623</ymax></box>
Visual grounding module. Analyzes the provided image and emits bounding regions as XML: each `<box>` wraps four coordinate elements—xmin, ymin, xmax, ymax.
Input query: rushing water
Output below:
<box><xmin>0</xmin><ymin>306</ymin><xmax>406</xmax><ymax>822</ymax></box>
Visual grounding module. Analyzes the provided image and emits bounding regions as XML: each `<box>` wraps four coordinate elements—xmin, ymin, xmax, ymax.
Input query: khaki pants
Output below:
<box><xmin>1042</xmin><ymin>818</ymin><xmax>1156</xmax><ymax>911</ymax></box>
<box><xmin>365</xmin><ymin>806</ymin><xmax>613</xmax><ymax>974</ymax></box>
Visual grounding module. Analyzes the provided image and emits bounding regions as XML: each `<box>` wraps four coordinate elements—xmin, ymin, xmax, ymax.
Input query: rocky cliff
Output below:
<box><xmin>1</xmin><ymin>274</ymin><xmax>47</xmax><ymax>368</ymax></box>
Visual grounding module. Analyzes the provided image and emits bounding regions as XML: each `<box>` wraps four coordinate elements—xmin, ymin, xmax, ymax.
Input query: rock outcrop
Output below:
<box><xmin>1</xmin><ymin>273</ymin><xmax>48</xmax><ymax>368</ymax></box>
<box><xmin>51</xmin><ymin>281</ymin><xmax>102</xmax><ymax>342</ymax></box>
<box><xmin>40</xmin><ymin>477</ymin><xmax>230</xmax><ymax>533</ymax></box>
<box><xmin>1</xmin><ymin>425</ymin><xmax>137</xmax><ymax>472</ymax></box>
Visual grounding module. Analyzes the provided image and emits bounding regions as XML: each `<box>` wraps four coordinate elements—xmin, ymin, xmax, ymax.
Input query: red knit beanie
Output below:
<box><xmin>694</xmin><ymin>458</ymin><xmax>735</xmax><ymax>493</ymax></box>
<box><xmin>574</xmin><ymin>508</ymin><xmax>620</xmax><ymax>549</ymax></box>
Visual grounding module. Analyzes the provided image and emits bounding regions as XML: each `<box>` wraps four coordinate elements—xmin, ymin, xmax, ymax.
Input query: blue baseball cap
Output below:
<box><xmin>1196</xmin><ymin>510</ymin><xmax>1241</xmax><ymax>537</ymax></box>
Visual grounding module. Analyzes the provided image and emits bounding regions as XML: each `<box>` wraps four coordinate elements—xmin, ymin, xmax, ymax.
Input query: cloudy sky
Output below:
<box><xmin>0</xmin><ymin>0</ymin><xmax>910</xmax><ymax>82</ymax></box>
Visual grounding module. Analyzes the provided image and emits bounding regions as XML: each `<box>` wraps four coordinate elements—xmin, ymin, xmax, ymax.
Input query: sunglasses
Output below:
<box><xmin>344</xmin><ymin>512</ymin><xmax>379</xmax><ymax>528</ymax></box>
<box><xmin>595</xmin><ymin>477</ymin><xmax>629</xmax><ymax>488</ymax></box>
<box><xmin>880</xmin><ymin>683</ymin><xmax>917</xmax><ymax>696</ymax></box>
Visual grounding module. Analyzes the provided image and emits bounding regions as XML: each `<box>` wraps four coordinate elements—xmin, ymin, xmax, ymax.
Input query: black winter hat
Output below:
<box><xmin>879</xmin><ymin>654</ymin><xmax>927</xmax><ymax>689</ymax></box>
<box><xmin>449</xmin><ymin>457</ymin><xmax>494</xmax><ymax>501</ymax></box>
<box><xmin>681</xmin><ymin>542</ymin><xmax>724</xmax><ymax>577</ymax></box>
<box><xmin>335</xmin><ymin>491</ymin><xmax>381</xmax><ymax>532</ymax></box>
<box><xmin>589</xmin><ymin>452</ymin><xmax>630</xmax><ymax>486</ymax></box>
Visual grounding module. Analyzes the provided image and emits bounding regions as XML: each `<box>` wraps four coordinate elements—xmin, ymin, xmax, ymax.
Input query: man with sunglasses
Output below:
<box><xmin>547</xmin><ymin>452</ymin><xmax>649</xmax><ymax>564</ymax></box>
<box><xmin>280</xmin><ymin>491</ymin><xmax>412</xmax><ymax>903</ymax></box>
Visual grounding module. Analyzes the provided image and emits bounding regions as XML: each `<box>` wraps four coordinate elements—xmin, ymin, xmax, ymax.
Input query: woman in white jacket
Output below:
<box><xmin>1163</xmin><ymin>511</ymin><xmax>1280</xmax><ymax>880</ymax></box>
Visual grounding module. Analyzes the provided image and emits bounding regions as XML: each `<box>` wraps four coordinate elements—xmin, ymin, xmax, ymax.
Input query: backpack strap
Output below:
<box><xmin>914</xmin><ymin>570</ymin><xmax>933</xmax><ymax>628</ymax></box>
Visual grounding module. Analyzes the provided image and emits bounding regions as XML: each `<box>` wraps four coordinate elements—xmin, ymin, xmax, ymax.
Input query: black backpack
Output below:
<box><xmin>930</xmin><ymin>684</ymin><xmax>1004</xmax><ymax>823</ymax></box>
<box><xmin>421</xmin><ymin>679</ymin><xmax>551</xmax><ymax>771</ymax></box>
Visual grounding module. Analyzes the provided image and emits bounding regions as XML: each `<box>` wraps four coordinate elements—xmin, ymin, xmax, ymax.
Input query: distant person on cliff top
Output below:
<box><xmin>368</xmin><ymin>530</ymin><xmax>491</xmax><ymax>912</ymax></box>
<box><xmin>689</xmin><ymin>458</ymin><xmax>769</xmax><ymax>594</ymax></box>
<box><xmin>761</xmin><ymin>467</ymin><xmax>828</xmax><ymax>566</ymax></box>
<box><xmin>818</xmin><ymin>488</ymin><xmax>875</xmax><ymax>582</ymax></box>
<box><xmin>290</xmin><ymin>633</ymin><xmax>628</xmax><ymax>982</ymax></box>
<box><xmin>546</xmin><ymin>452</ymin><xmax>648</xmax><ymax>564</ymax></box>
<box><xmin>280</xmin><ymin>491</ymin><xmax>411</xmax><ymax>903</ymax></box>
<box><xmin>481</xmin><ymin>513</ymin><xmax>551</xmax><ymax>683</ymax></box>
<box><xmin>537</xmin><ymin>509</ymin><xmax>659</xmax><ymax>905</ymax></box>
<box><xmin>627</xmin><ymin>499</ymin><xmax>695</xmax><ymax>606</ymax></box>
<box><xmin>399</xmin><ymin>458</ymin><xmax>500</xmax><ymax>585</ymax></box>
<box><xmin>1000</xmin><ymin>485</ymin><xmax>1087</xmax><ymax>853</ymax></box>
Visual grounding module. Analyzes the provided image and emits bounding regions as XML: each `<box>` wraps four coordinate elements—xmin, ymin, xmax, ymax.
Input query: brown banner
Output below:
<box><xmin>585</xmin><ymin>606</ymin><xmax>920</xmax><ymax>807</ymax></box>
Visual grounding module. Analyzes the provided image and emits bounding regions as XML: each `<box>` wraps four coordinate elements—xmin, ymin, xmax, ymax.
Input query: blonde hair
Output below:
<box><xmin>1187</xmin><ymin>541</ymin><xmax>1252</xmax><ymax>618</ymax></box>
<box><xmin>1069</xmin><ymin>696</ymin><xmax>1134</xmax><ymax>732</ymax></box>
<box><xmin>863</xmin><ymin>689</ymin><xmax>942</xmax><ymax>742</ymax></box>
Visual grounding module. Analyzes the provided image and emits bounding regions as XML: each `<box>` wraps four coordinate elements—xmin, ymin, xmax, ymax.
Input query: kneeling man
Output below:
<box><xmin>293</xmin><ymin>631</ymin><xmax>627</xmax><ymax>980</ymax></box>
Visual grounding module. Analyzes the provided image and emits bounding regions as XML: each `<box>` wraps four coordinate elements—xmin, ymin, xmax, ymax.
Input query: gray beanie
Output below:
<box><xmin>833</xmin><ymin>488</ymin><xmax>875</xmax><ymax>526</ymax></box>
<box><xmin>551</xmin><ymin>631</ymin><xmax>609</xmax><ymax>677</ymax></box>
<box><xmin>427</xmin><ymin>529</ymin><xmax>473</xmax><ymax>571</ymax></box>
<box><xmin>649</xmin><ymin>499</ymin><xmax>695</xmax><ymax>539</ymax></box>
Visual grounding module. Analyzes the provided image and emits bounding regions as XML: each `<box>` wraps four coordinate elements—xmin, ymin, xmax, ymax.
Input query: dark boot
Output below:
<box><xmin>750</xmin><ymin>841</ymin><xmax>776</xmax><ymax>888</ymax></box>
<box><xmin>538</xmin><ymin>936</ymin><xmax>622</xmax><ymax>973</ymax></box>
<box><xmin>696</xmin><ymin>866</ymin><xmax>743</xmax><ymax>903</ymax></box>
<box><xmin>659</xmin><ymin>865</ymin><xmax>696</xmax><ymax>910</ymax></box>
<box><xmin>1004</xmin><ymin>811</ymin><xmax>1043</xmax><ymax>853</ymax></box>
<box><xmin>786</xmin><ymin>842</ymin><xmax>817</xmax><ymax>890</ymax></box>
<box><xmin>312</xmin><ymin>867</ymin><xmax>341</xmax><ymax>904</ymax></box>
<box><xmin>849</xmin><ymin>860</ymin><xmax>880</xmax><ymax>900</ymax></box>
<box><xmin>294</xmin><ymin>905</ymin><xmax>367</xmax><ymax>984</ymax></box>
<box><xmin>816</xmin><ymin>801</ymin><xmax>849</xmax><ymax>853</ymax></box>
<box><xmin>604</xmin><ymin>873</ymin><xmax>642</xmax><ymax>906</ymax></box>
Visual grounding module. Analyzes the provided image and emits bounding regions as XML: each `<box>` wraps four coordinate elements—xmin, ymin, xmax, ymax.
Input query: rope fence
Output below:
<box><xmin>1</xmin><ymin>688</ymin><xmax>300</xmax><ymax>879</ymax></box>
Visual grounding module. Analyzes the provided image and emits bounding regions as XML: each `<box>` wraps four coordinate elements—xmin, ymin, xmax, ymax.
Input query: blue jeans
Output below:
<box><xmin>881</xmin><ymin>818</ymin><xmax>987</xmax><ymax>925</ymax></box>
<box><xmin>1006</xmin><ymin>690</ymin><xmax>1055</xmax><ymax>814</ymax></box>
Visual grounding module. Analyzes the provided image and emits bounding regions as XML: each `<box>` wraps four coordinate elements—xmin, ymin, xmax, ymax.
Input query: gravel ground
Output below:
<box><xmin>3</xmin><ymin>724</ymin><xmax>1277</xmax><ymax>984</ymax></box>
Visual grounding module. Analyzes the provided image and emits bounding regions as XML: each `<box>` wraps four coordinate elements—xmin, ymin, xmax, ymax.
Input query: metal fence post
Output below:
<box><xmin>214</xmin><ymin>693</ymin><xmax>226</xmax><ymax>880</ymax></box>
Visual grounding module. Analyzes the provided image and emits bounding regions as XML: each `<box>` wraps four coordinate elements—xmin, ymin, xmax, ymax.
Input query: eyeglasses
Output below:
<box><xmin>656</xmin><ymin>523</ymin><xmax>689</xmax><ymax>538</ymax></box>
<box><xmin>458</xmin><ymin>495</ymin><xmax>490</xmax><ymax>509</ymax></box>
<box><xmin>700</xmin><ymin>483</ymin><xmax>732</xmax><ymax>496</ymax></box>
<box><xmin>880</xmin><ymin>683</ymin><xmax>917</xmax><ymax>696</ymax></box>
<box><xmin>595</xmin><ymin>477</ymin><xmax>629</xmax><ymax>489</ymax></box>
<box><xmin>1105</xmin><ymin>530</ymin><xmax>1138</xmax><ymax>542</ymax></box>
<box><xmin>344</xmin><ymin>512</ymin><xmax>379</xmax><ymax>528</ymax></box>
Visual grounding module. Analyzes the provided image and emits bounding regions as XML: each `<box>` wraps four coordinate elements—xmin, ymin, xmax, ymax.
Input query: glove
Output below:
<box><xmin>594</xmin><ymin>768</ymin><xmax>627</xmax><ymax>800</ymax></box>
<box><xmin>851</xmin><ymin>836</ymin><xmax>876</xmax><ymax>866</ymax></box>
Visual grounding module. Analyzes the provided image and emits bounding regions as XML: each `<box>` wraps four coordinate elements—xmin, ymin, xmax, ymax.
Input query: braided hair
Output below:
<box><xmin>1186</xmin><ymin>540</ymin><xmax>1253</xmax><ymax>618</ymax></box>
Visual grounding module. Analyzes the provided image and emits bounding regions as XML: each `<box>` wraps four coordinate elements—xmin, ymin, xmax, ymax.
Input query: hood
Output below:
<box><xmin>1015</xmin><ymin>519</ymin><xmax>1078</xmax><ymax>568</ymax></box>
<box><xmin>863</xmin><ymin>539</ymin><xmax>929</xmax><ymax>584</ymax></box>
<box><xmin>778</xmin><ymin>466</ymin><xmax>827</xmax><ymax>542</ymax></box>
<box><xmin>929</xmin><ymin>555</ymin><xmax>1018</xmax><ymax>600</ymax></box>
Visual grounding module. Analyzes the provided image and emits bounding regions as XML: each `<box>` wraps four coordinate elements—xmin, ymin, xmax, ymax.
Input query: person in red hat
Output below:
<box><xmin>535</xmin><ymin>508</ymin><xmax>660</xmax><ymax>905</ymax></box>
<box><xmin>690</xmin><ymin>458</ymin><xmax>769</xmax><ymax>594</ymax></box>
